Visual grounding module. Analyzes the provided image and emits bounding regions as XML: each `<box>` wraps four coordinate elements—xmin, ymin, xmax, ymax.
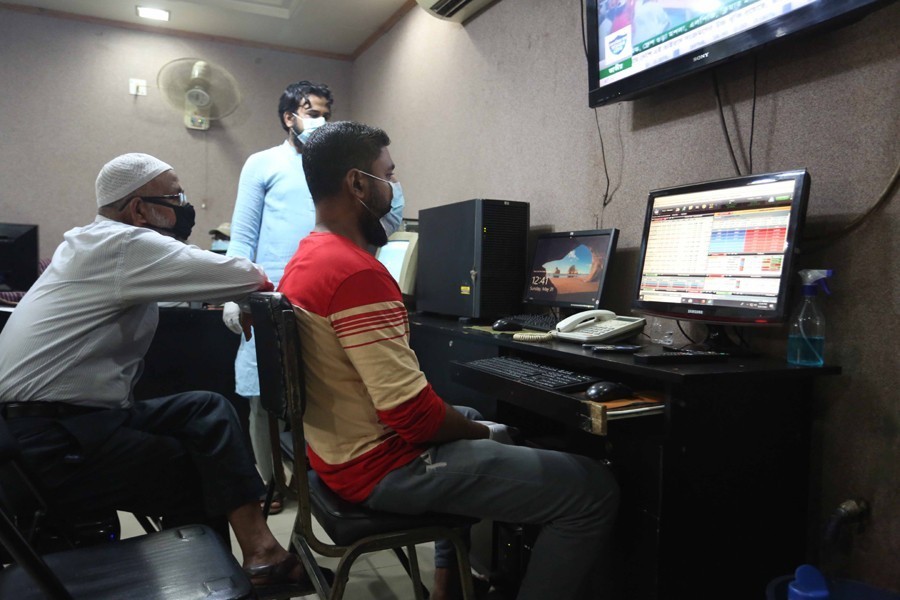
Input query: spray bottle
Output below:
<box><xmin>786</xmin><ymin>269</ymin><xmax>832</xmax><ymax>367</ymax></box>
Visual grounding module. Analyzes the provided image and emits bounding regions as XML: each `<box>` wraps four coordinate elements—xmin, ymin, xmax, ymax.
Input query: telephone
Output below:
<box><xmin>554</xmin><ymin>310</ymin><xmax>646</xmax><ymax>343</ymax></box>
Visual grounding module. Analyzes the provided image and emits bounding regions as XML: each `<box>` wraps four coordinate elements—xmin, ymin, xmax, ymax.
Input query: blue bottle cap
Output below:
<box><xmin>788</xmin><ymin>564</ymin><xmax>829</xmax><ymax>600</ymax></box>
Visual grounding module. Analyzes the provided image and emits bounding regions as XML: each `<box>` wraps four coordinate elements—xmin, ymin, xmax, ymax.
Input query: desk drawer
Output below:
<box><xmin>450</xmin><ymin>361</ymin><xmax>664</xmax><ymax>436</ymax></box>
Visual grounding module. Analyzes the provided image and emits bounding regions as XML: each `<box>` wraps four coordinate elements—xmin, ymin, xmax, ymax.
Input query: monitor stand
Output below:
<box><xmin>684</xmin><ymin>325</ymin><xmax>759</xmax><ymax>357</ymax></box>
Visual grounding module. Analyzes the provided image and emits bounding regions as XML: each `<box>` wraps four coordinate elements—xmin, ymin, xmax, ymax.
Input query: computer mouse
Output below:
<box><xmin>492</xmin><ymin>318</ymin><xmax>523</xmax><ymax>332</ymax></box>
<box><xmin>585</xmin><ymin>381</ymin><xmax>634</xmax><ymax>402</ymax></box>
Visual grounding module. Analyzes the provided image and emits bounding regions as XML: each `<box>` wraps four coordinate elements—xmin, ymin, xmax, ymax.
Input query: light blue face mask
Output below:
<box><xmin>210</xmin><ymin>239</ymin><xmax>229</xmax><ymax>252</ymax></box>
<box><xmin>293</xmin><ymin>114</ymin><xmax>326</xmax><ymax>144</ymax></box>
<box><xmin>358</xmin><ymin>170</ymin><xmax>405</xmax><ymax>238</ymax></box>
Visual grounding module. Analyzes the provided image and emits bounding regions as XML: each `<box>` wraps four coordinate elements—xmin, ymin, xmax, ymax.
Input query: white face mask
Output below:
<box><xmin>293</xmin><ymin>114</ymin><xmax>326</xmax><ymax>144</ymax></box>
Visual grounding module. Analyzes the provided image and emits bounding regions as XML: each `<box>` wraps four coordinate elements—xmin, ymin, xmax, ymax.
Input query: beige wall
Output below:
<box><xmin>352</xmin><ymin>0</ymin><xmax>899</xmax><ymax>590</ymax></box>
<box><xmin>0</xmin><ymin>8</ymin><xmax>351</xmax><ymax>257</ymax></box>
<box><xmin>1</xmin><ymin>0</ymin><xmax>897</xmax><ymax>591</ymax></box>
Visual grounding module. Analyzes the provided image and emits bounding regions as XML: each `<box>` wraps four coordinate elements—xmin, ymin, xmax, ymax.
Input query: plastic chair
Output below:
<box><xmin>0</xmin><ymin>415</ymin><xmax>255</xmax><ymax>600</ymax></box>
<box><xmin>249</xmin><ymin>291</ymin><xmax>477</xmax><ymax>600</ymax></box>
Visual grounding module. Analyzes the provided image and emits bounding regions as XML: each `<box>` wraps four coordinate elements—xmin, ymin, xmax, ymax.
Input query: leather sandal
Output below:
<box><xmin>244</xmin><ymin>553</ymin><xmax>313</xmax><ymax>597</ymax></box>
<box><xmin>259</xmin><ymin>489</ymin><xmax>284</xmax><ymax>516</ymax></box>
<box><xmin>245</xmin><ymin>554</ymin><xmax>335</xmax><ymax>598</ymax></box>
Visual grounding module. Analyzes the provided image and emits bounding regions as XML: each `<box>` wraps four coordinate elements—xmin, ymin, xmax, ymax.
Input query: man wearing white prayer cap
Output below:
<box><xmin>95</xmin><ymin>152</ymin><xmax>196</xmax><ymax>241</ymax></box>
<box><xmin>0</xmin><ymin>153</ymin><xmax>318</xmax><ymax>595</ymax></box>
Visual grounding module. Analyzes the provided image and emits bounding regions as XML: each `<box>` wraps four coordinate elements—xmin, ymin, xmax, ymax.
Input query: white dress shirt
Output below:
<box><xmin>0</xmin><ymin>217</ymin><xmax>268</xmax><ymax>408</ymax></box>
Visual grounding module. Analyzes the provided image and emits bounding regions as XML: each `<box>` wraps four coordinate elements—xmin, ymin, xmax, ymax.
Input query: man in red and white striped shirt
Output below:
<box><xmin>280</xmin><ymin>122</ymin><xmax>619</xmax><ymax>600</ymax></box>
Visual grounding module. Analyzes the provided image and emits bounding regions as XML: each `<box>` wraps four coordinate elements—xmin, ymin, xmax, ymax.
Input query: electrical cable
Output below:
<box><xmin>580</xmin><ymin>0</ymin><xmax>588</xmax><ymax>61</ymax></box>
<box><xmin>676</xmin><ymin>320</ymin><xmax>697</xmax><ymax>344</ymax></box>
<box><xmin>582</xmin><ymin>0</ymin><xmax>613</xmax><ymax>213</ymax></box>
<box><xmin>712</xmin><ymin>70</ymin><xmax>742</xmax><ymax>176</ymax></box>
<box><xmin>594</xmin><ymin>109</ymin><xmax>612</xmax><ymax>208</ymax></box>
<box><xmin>800</xmin><ymin>160</ymin><xmax>900</xmax><ymax>253</ymax></box>
<box><xmin>748</xmin><ymin>56</ymin><xmax>758</xmax><ymax>173</ymax></box>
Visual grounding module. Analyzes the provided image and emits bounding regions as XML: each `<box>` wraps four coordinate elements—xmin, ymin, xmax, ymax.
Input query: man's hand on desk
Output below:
<box><xmin>477</xmin><ymin>420</ymin><xmax>519</xmax><ymax>445</ymax></box>
<box><xmin>222</xmin><ymin>301</ymin><xmax>242</xmax><ymax>334</ymax></box>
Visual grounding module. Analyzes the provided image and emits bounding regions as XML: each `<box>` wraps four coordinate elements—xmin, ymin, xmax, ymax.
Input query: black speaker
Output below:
<box><xmin>416</xmin><ymin>199</ymin><xmax>529</xmax><ymax>320</ymax></box>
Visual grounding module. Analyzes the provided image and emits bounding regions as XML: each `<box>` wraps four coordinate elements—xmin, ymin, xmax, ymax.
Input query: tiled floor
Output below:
<box><xmin>118</xmin><ymin>498</ymin><xmax>442</xmax><ymax>600</ymax></box>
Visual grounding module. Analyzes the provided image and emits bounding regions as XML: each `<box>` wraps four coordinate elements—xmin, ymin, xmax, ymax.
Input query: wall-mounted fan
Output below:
<box><xmin>157</xmin><ymin>58</ymin><xmax>242</xmax><ymax>130</ymax></box>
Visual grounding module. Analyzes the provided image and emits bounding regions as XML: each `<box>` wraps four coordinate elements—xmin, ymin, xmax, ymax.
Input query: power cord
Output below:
<box><xmin>711</xmin><ymin>57</ymin><xmax>759</xmax><ymax>176</ymax></box>
<box><xmin>712</xmin><ymin>70</ymin><xmax>743</xmax><ymax>176</ymax></box>
<box><xmin>513</xmin><ymin>331</ymin><xmax>554</xmax><ymax>343</ymax></box>
<box><xmin>581</xmin><ymin>0</ymin><xmax>613</xmax><ymax>216</ymax></box>
<box><xmin>800</xmin><ymin>160</ymin><xmax>900</xmax><ymax>254</ymax></box>
<box><xmin>676</xmin><ymin>320</ymin><xmax>697</xmax><ymax>345</ymax></box>
<box><xmin>594</xmin><ymin>109</ymin><xmax>612</xmax><ymax>209</ymax></box>
<box><xmin>748</xmin><ymin>55</ymin><xmax>758</xmax><ymax>173</ymax></box>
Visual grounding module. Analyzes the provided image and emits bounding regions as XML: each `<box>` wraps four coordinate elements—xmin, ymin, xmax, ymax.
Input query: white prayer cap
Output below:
<box><xmin>95</xmin><ymin>153</ymin><xmax>173</xmax><ymax>207</ymax></box>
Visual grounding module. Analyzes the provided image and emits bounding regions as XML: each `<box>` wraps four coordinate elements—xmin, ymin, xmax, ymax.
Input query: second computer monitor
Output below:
<box><xmin>375</xmin><ymin>231</ymin><xmax>419</xmax><ymax>296</ymax></box>
<box><xmin>522</xmin><ymin>229</ymin><xmax>619</xmax><ymax>310</ymax></box>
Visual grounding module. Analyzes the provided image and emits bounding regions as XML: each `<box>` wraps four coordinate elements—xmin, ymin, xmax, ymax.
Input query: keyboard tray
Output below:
<box><xmin>464</xmin><ymin>356</ymin><xmax>600</xmax><ymax>391</ymax></box>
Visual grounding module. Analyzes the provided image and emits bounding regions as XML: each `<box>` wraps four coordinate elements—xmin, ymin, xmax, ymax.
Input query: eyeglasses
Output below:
<box><xmin>117</xmin><ymin>192</ymin><xmax>188</xmax><ymax>213</ymax></box>
<box><xmin>140</xmin><ymin>192</ymin><xmax>188</xmax><ymax>207</ymax></box>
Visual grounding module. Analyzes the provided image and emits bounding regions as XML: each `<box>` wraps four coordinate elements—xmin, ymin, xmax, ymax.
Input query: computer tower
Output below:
<box><xmin>417</xmin><ymin>199</ymin><xmax>529</xmax><ymax>320</ymax></box>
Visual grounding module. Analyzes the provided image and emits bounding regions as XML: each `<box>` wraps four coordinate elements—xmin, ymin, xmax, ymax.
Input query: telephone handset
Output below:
<box><xmin>555</xmin><ymin>310</ymin><xmax>616</xmax><ymax>333</ymax></box>
<box><xmin>554</xmin><ymin>310</ymin><xmax>646</xmax><ymax>343</ymax></box>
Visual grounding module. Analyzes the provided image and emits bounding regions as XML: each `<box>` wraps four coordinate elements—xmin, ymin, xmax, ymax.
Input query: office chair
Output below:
<box><xmin>0</xmin><ymin>415</ymin><xmax>256</xmax><ymax>600</ymax></box>
<box><xmin>249</xmin><ymin>291</ymin><xmax>477</xmax><ymax>600</ymax></box>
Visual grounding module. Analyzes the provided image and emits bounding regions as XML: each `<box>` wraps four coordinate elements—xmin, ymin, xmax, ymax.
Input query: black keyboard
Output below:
<box><xmin>465</xmin><ymin>356</ymin><xmax>599</xmax><ymax>391</ymax></box>
<box><xmin>504</xmin><ymin>314</ymin><xmax>560</xmax><ymax>332</ymax></box>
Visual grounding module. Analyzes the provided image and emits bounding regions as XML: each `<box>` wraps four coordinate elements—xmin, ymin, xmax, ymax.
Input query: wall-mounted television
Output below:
<box><xmin>587</xmin><ymin>0</ymin><xmax>892</xmax><ymax>107</ymax></box>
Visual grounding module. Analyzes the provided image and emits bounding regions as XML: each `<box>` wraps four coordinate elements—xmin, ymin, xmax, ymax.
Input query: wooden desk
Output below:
<box><xmin>409</xmin><ymin>313</ymin><xmax>839</xmax><ymax>600</ymax></box>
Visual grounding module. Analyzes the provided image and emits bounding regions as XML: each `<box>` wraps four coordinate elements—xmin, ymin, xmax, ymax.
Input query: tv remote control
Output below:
<box><xmin>633</xmin><ymin>350</ymin><xmax>729</xmax><ymax>365</ymax></box>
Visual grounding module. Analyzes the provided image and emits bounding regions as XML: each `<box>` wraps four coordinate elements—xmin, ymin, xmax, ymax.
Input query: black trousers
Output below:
<box><xmin>6</xmin><ymin>391</ymin><xmax>265</xmax><ymax>538</ymax></box>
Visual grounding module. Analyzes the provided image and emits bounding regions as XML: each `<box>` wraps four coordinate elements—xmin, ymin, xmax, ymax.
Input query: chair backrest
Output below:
<box><xmin>250</xmin><ymin>292</ymin><xmax>303</xmax><ymax>421</ymax></box>
<box><xmin>249</xmin><ymin>292</ymin><xmax>315</xmax><ymax>522</ymax></box>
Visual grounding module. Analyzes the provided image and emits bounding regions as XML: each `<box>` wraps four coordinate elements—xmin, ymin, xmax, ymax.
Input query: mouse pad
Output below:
<box><xmin>584</xmin><ymin>390</ymin><xmax>664</xmax><ymax>409</ymax></box>
<box><xmin>467</xmin><ymin>325</ymin><xmax>516</xmax><ymax>334</ymax></box>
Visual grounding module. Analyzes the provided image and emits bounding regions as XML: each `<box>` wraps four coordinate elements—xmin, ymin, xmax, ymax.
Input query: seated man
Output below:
<box><xmin>278</xmin><ymin>122</ymin><xmax>620</xmax><ymax>600</ymax></box>
<box><xmin>0</xmin><ymin>153</ymin><xmax>311</xmax><ymax>594</ymax></box>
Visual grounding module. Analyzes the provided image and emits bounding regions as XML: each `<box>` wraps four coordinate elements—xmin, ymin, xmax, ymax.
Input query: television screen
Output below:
<box><xmin>632</xmin><ymin>169</ymin><xmax>810</xmax><ymax>325</ymax></box>
<box><xmin>587</xmin><ymin>0</ymin><xmax>892</xmax><ymax>107</ymax></box>
<box><xmin>523</xmin><ymin>229</ymin><xmax>619</xmax><ymax>309</ymax></box>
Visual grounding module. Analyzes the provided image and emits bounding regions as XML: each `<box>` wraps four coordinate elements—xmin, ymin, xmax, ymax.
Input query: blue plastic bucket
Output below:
<box><xmin>767</xmin><ymin>575</ymin><xmax>900</xmax><ymax>600</ymax></box>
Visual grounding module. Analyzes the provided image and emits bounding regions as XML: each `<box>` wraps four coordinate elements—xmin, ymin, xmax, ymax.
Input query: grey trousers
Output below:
<box><xmin>362</xmin><ymin>424</ymin><xmax>619</xmax><ymax>599</ymax></box>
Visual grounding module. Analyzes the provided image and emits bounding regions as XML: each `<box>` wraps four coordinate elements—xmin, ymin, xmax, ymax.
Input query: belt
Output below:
<box><xmin>0</xmin><ymin>402</ymin><xmax>103</xmax><ymax>419</ymax></box>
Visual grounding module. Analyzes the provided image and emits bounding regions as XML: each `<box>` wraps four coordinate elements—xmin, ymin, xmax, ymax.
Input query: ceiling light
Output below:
<box><xmin>136</xmin><ymin>6</ymin><xmax>170</xmax><ymax>21</ymax></box>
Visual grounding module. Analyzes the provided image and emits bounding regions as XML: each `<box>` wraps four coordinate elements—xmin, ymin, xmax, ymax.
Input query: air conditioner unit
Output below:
<box><xmin>415</xmin><ymin>0</ymin><xmax>498</xmax><ymax>23</ymax></box>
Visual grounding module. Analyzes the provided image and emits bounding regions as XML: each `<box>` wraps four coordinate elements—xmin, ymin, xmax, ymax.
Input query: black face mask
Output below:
<box><xmin>141</xmin><ymin>198</ymin><xmax>196</xmax><ymax>241</ymax></box>
<box><xmin>166</xmin><ymin>203</ymin><xmax>196</xmax><ymax>241</ymax></box>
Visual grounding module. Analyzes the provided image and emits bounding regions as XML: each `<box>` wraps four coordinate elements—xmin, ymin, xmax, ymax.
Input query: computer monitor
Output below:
<box><xmin>632</xmin><ymin>170</ymin><xmax>810</xmax><ymax>350</ymax></box>
<box><xmin>522</xmin><ymin>229</ymin><xmax>619</xmax><ymax>310</ymax></box>
<box><xmin>376</xmin><ymin>231</ymin><xmax>419</xmax><ymax>296</ymax></box>
<box><xmin>0</xmin><ymin>223</ymin><xmax>39</xmax><ymax>291</ymax></box>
